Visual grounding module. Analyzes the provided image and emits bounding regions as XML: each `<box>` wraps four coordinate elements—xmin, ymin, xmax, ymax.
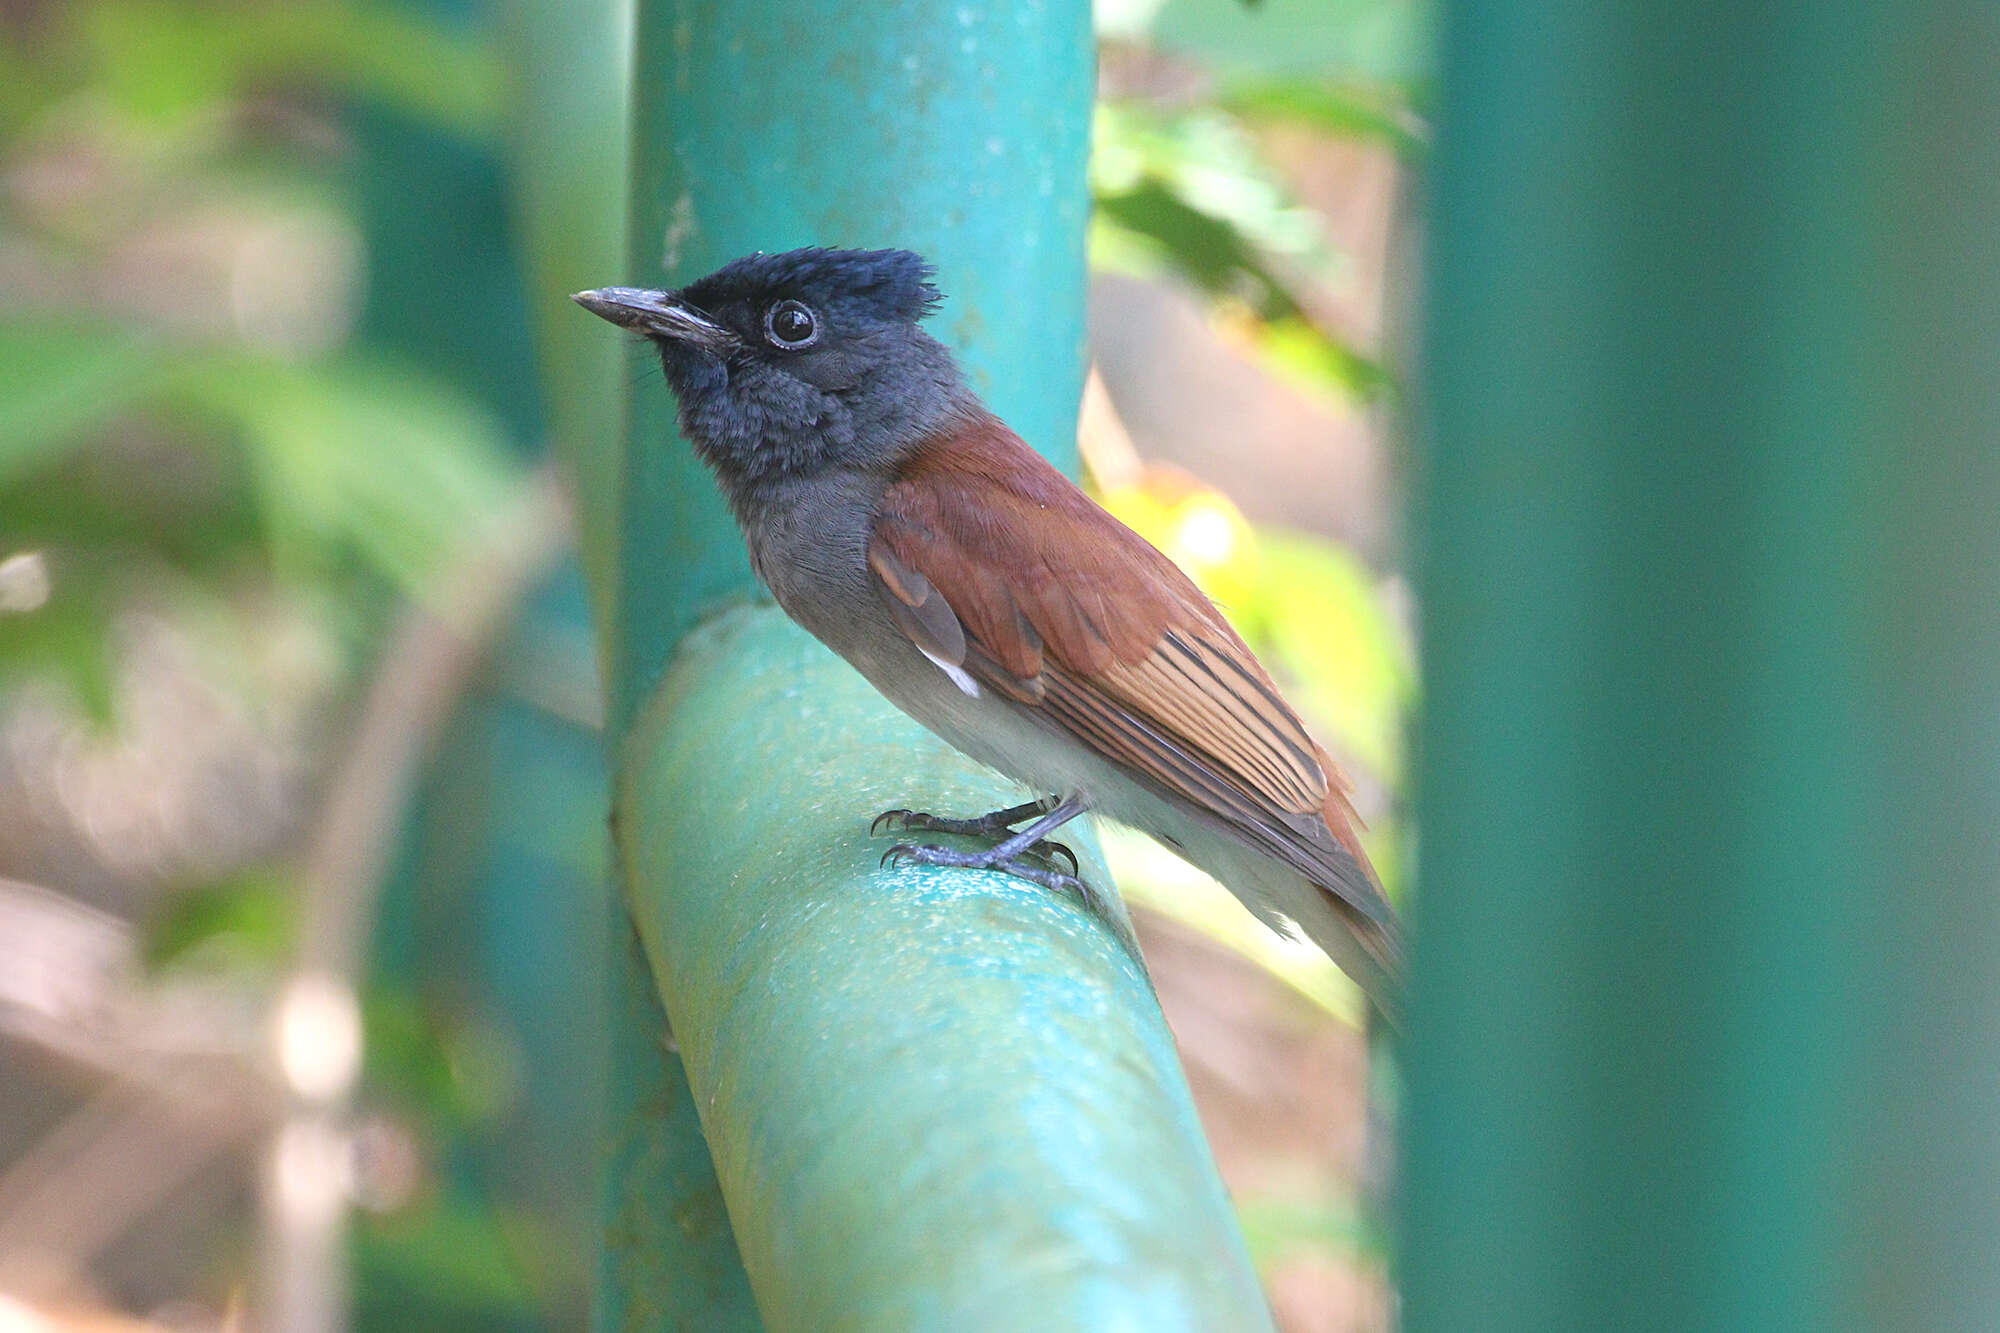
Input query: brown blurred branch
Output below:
<box><xmin>299</xmin><ymin>463</ymin><xmax>573</xmax><ymax>980</ymax></box>
<box><xmin>0</xmin><ymin>877</ymin><xmax>266</xmax><ymax>1297</ymax></box>
<box><xmin>261</xmin><ymin>462</ymin><xmax>573</xmax><ymax>1333</ymax></box>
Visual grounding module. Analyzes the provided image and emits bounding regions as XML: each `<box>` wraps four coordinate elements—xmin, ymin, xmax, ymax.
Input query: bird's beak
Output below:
<box><xmin>571</xmin><ymin>287</ymin><xmax>736</xmax><ymax>351</ymax></box>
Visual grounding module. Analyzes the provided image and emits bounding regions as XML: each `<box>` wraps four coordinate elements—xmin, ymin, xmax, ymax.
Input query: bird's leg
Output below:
<box><xmin>880</xmin><ymin>796</ymin><xmax>1102</xmax><ymax>911</ymax></box>
<box><xmin>870</xmin><ymin>796</ymin><xmax>1077</xmax><ymax>872</ymax></box>
<box><xmin>871</xmin><ymin>796</ymin><xmax>1056</xmax><ymax>839</ymax></box>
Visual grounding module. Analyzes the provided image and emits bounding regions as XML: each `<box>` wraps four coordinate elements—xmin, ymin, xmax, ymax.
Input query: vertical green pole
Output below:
<box><xmin>1405</xmin><ymin>4</ymin><xmax>2000</xmax><ymax>1331</ymax></box>
<box><xmin>504</xmin><ymin>0</ymin><xmax>632</xmax><ymax>630</ymax></box>
<box><xmin>584</xmin><ymin>3</ymin><xmax>1275</xmax><ymax>1329</ymax></box>
<box><xmin>503</xmin><ymin>0</ymin><xmax>763</xmax><ymax>1325</ymax></box>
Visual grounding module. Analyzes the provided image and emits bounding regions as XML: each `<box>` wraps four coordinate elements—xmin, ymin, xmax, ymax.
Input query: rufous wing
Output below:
<box><xmin>866</xmin><ymin>415</ymin><xmax>1399</xmax><ymax>963</ymax></box>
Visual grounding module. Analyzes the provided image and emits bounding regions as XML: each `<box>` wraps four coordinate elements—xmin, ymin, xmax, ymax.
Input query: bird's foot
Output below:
<box><xmin>879</xmin><ymin>841</ymin><xmax>1099</xmax><ymax>913</ymax></box>
<box><xmin>870</xmin><ymin>798</ymin><xmax>1076</xmax><ymax>873</ymax></box>
<box><xmin>873</xmin><ymin>794</ymin><xmax>1098</xmax><ymax>910</ymax></box>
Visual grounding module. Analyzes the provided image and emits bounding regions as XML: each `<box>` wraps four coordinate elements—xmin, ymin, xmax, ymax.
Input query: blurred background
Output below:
<box><xmin>0</xmin><ymin>0</ymin><xmax>1423</xmax><ymax>1329</ymax></box>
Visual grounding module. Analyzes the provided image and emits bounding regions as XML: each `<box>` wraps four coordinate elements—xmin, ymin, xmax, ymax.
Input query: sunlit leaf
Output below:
<box><xmin>1255</xmin><ymin>528</ymin><xmax>1414</xmax><ymax>787</ymax></box>
<box><xmin>1091</xmin><ymin>103</ymin><xmax>1398</xmax><ymax>403</ymax></box>
<box><xmin>1098</xmin><ymin>467</ymin><xmax>1266</xmax><ymax>624</ymax></box>
<box><xmin>1095</xmin><ymin>183</ymin><xmax>1302</xmax><ymax>318</ymax></box>
<box><xmin>1235</xmin><ymin>1194</ymin><xmax>1381</xmax><ymax>1268</ymax></box>
<box><xmin>1095</xmin><ymin>105</ymin><xmax>1339</xmax><ymax>297</ymax></box>
<box><xmin>1249</xmin><ymin>314</ymin><xmax>1394</xmax><ymax>403</ymax></box>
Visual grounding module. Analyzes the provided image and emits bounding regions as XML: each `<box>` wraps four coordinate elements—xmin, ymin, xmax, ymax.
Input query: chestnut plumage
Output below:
<box><xmin>575</xmin><ymin>247</ymin><xmax>1404</xmax><ymax>1023</ymax></box>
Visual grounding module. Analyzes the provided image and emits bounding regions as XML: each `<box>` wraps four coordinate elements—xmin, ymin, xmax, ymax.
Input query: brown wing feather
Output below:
<box><xmin>867</xmin><ymin>415</ymin><xmax>1394</xmax><ymax>933</ymax></box>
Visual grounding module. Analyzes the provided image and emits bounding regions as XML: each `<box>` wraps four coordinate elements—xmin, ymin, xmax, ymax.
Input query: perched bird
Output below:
<box><xmin>575</xmin><ymin>248</ymin><xmax>1403</xmax><ymax>1021</ymax></box>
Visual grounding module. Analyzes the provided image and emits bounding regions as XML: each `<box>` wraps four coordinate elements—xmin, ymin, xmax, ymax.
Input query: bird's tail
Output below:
<box><xmin>1314</xmin><ymin>892</ymin><xmax>1405</xmax><ymax>1033</ymax></box>
<box><xmin>1180</xmin><ymin>817</ymin><xmax>1407</xmax><ymax>1031</ymax></box>
<box><xmin>1309</xmin><ymin>765</ymin><xmax>1406</xmax><ymax>1030</ymax></box>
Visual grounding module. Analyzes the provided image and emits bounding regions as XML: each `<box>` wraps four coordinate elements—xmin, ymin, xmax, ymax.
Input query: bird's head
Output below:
<box><xmin>574</xmin><ymin>247</ymin><xmax>971</xmax><ymax>493</ymax></box>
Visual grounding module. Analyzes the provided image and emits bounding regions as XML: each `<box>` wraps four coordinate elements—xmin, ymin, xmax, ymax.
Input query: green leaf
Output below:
<box><xmin>1094</xmin><ymin>104</ymin><xmax>1339</xmax><ymax>293</ymax></box>
<box><xmin>1252</xmin><ymin>315</ymin><xmax>1395</xmax><ymax>402</ymax></box>
<box><xmin>362</xmin><ymin>983</ymin><xmax>519</xmax><ymax>1131</ymax></box>
<box><xmin>142</xmin><ymin>867</ymin><xmax>299</xmax><ymax>971</ymax></box>
<box><xmin>1221</xmin><ymin>77</ymin><xmax>1428</xmax><ymax>159</ymax></box>
<box><xmin>1091</xmin><ymin>103</ymin><xmax>1403</xmax><ymax>403</ymax></box>
<box><xmin>0</xmin><ymin>322</ymin><xmax>162</xmax><ymax>490</ymax></box>
<box><xmin>353</xmin><ymin>1194</ymin><xmax>537</xmax><ymax>1327</ymax></box>
<box><xmin>0</xmin><ymin>555</ymin><xmax>120</xmax><ymax>725</ymax></box>
<box><xmin>0</xmin><ymin>29</ymin><xmax>55</xmax><ymax>136</ymax></box>
<box><xmin>1235</xmin><ymin>1194</ymin><xmax>1382</xmax><ymax>1267</ymax></box>
<box><xmin>1095</xmin><ymin>181</ymin><xmax>1299</xmax><ymax>315</ymax></box>
<box><xmin>1253</xmin><ymin>529</ymin><xmax>1415</xmax><ymax>788</ymax></box>
<box><xmin>171</xmin><ymin>355</ymin><xmax>520</xmax><ymax>596</ymax></box>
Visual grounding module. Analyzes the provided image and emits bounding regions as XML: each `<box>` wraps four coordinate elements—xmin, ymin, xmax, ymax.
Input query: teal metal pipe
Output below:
<box><xmin>1404</xmin><ymin>3</ymin><xmax>2000</xmax><ymax>1330</ymax></box>
<box><xmin>600</xmin><ymin>915</ymin><xmax>760</xmax><ymax>1331</ymax></box>
<box><xmin>590</xmin><ymin>1</ymin><xmax>1275</xmax><ymax>1326</ymax></box>
<box><xmin>504</xmin><ymin>0</ymin><xmax>632</xmax><ymax>640</ymax></box>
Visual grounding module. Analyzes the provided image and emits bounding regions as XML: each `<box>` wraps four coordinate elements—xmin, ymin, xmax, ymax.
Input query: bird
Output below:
<box><xmin>574</xmin><ymin>247</ymin><xmax>1403</xmax><ymax>1023</ymax></box>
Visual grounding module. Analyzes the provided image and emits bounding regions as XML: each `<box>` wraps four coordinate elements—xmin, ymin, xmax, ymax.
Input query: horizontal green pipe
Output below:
<box><xmin>614</xmin><ymin>604</ymin><xmax>1272</xmax><ymax>1331</ymax></box>
<box><xmin>600</xmin><ymin>918</ymin><xmax>760</xmax><ymax>1331</ymax></box>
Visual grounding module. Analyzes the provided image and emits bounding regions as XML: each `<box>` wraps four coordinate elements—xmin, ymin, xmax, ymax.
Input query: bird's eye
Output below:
<box><xmin>765</xmin><ymin>300</ymin><xmax>819</xmax><ymax>348</ymax></box>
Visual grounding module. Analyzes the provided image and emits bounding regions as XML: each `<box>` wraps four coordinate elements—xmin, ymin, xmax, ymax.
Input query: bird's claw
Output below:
<box><xmin>871</xmin><ymin>809</ymin><xmax>918</xmax><ymax>836</ymax></box>
<box><xmin>1034</xmin><ymin>840</ymin><xmax>1079</xmax><ymax>875</ymax></box>
<box><xmin>877</xmin><ymin>841</ymin><xmax>1094</xmax><ymax>910</ymax></box>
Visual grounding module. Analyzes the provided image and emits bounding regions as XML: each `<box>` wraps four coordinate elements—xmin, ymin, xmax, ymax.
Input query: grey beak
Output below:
<box><xmin>572</xmin><ymin>287</ymin><xmax>736</xmax><ymax>350</ymax></box>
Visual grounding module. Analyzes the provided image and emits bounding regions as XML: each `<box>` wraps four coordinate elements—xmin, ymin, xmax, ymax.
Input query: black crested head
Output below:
<box><xmin>677</xmin><ymin>247</ymin><xmax>942</xmax><ymax>329</ymax></box>
<box><xmin>573</xmin><ymin>248</ymin><xmax>972</xmax><ymax>501</ymax></box>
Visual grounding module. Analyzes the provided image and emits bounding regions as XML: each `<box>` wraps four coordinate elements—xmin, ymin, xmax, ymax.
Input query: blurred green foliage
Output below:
<box><xmin>0</xmin><ymin>3</ymin><xmax>519</xmax><ymax>721</ymax></box>
<box><xmin>1221</xmin><ymin>78</ymin><xmax>1426</xmax><ymax>158</ymax></box>
<box><xmin>1092</xmin><ymin>105</ymin><xmax>1398</xmax><ymax>400</ymax></box>
<box><xmin>3</xmin><ymin>0</ymin><xmax>502</xmax><ymax>136</ymax></box>
<box><xmin>1094</xmin><ymin>0</ymin><xmax>1428</xmax><ymax>405</ymax></box>
<box><xmin>141</xmin><ymin>865</ymin><xmax>298</xmax><ymax>969</ymax></box>
<box><xmin>2</xmin><ymin>0</ymin><xmax>537</xmax><ymax>1324</ymax></box>
<box><xmin>1143</xmin><ymin>0</ymin><xmax>1429</xmax><ymax>85</ymax></box>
